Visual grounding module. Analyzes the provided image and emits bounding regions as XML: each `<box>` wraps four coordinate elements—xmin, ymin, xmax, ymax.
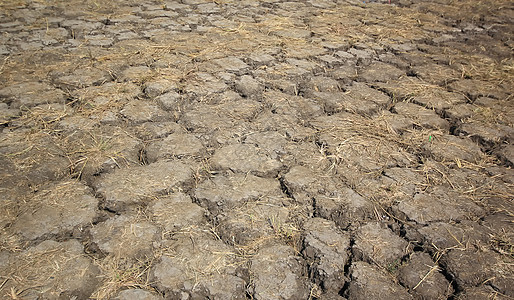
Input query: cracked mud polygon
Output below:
<box><xmin>0</xmin><ymin>0</ymin><xmax>513</xmax><ymax>299</ymax></box>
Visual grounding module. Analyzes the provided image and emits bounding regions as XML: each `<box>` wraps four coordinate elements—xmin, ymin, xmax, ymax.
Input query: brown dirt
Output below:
<box><xmin>0</xmin><ymin>0</ymin><xmax>513</xmax><ymax>299</ymax></box>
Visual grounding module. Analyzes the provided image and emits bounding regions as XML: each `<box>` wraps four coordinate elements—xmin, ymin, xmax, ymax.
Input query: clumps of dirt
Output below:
<box><xmin>1</xmin><ymin>0</ymin><xmax>513</xmax><ymax>298</ymax></box>
<box><xmin>0</xmin><ymin>240</ymin><xmax>100</xmax><ymax>299</ymax></box>
<box><xmin>302</xmin><ymin>217</ymin><xmax>350</xmax><ymax>293</ymax></box>
<box><xmin>215</xmin><ymin>197</ymin><xmax>297</xmax><ymax>248</ymax></box>
<box><xmin>0</xmin><ymin>81</ymin><xmax>67</xmax><ymax>109</ymax></box>
<box><xmin>0</xmin><ymin>129</ymin><xmax>69</xmax><ymax>186</ymax></box>
<box><xmin>93</xmin><ymin>160</ymin><xmax>195</xmax><ymax>212</ymax></box>
<box><xmin>210</xmin><ymin>143</ymin><xmax>283</xmax><ymax>177</ymax></box>
<box><xmin>150</xmin><ymin>230</ymin><xmax>246</xmax><ymax>299</ymax></box>
<box><xmin>249</xmin><ymin>244</ymin><xmax>310</xmax><ymax>300</ymax></box>
<box><xmin>144</xmin><ymin>132</ymin><xmax>205</xmax><ymax>163</ymax></box>
<box><xmin>394</xmin><ymin>186</ymin><xmax>485</xmax><ymax>225</ymax></box>
<box><xmin>59</xmin><ymin>124</ymin><xmax>143</xmax><ymax>180</ymax></box>
<box><xmin>10</xmin><ymin>180</ymin><xmax>99</xmax><ymax>242</ymax></box>
<box><xmin>194</xmin><ymin>172</ymin><xmax>283</xmax><ymax>215</ymax></box>
<box><xmin>313</xmin><ymin>188</ymin><xmax>376</xmax><ymax>229</ymax></box>
<box><xmin>353</xmin><ymin>222</ymin><xmax>411</xmax><ymax>269</ymax></box>
<box><xmin>392</xmin><ymin>101</ymin><xmax>450</xmax><ymax>131</ymax></box>
<box><xmin>347</xmin><ymin>261</ymin><xmax>412</xmax><ymax>300</ymax></box>
<box><xmin>148</xmin><ymin>192</ymin><xmax>207</xmax><ymax>234</ymax></box>
<box><xmin>90</xmin><ymin>214</ymin><xmax>160</xmax><ymax>260</ymax></box>
<box><xmin>398</xmin><ymin>252</ymin><xmax>453</xmax><ymax>299</ymax></box>
<box><xmin>112</xmin><ymin>289</ymin><xmax>163</xmax><ymax>300</ymax></box>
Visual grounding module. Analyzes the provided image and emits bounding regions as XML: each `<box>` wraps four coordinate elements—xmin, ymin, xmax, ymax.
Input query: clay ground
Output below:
<box><xmin>0</xmin><ymin>0</ymin><xmax>513</xmax><ymax>299</ymax></box>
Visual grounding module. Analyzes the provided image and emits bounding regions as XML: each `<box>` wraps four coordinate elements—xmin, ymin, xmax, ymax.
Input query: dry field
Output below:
<box><xmin>0</xmin><ymin>0</ymin><xmax>513</xmax><ymax>299</ymax></box>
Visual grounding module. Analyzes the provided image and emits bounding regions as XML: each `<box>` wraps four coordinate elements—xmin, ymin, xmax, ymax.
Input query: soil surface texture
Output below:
<box><xmin>0</xmin><ymin>0</ymin><xmax>513</xmax><ymax>299</ymax></box>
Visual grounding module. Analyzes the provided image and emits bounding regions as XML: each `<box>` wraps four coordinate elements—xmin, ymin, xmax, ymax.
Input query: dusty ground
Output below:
<box><xmin>0</xmin><ymin>0</ymin><xmax>513</xmax><ymax>299</ymax></box>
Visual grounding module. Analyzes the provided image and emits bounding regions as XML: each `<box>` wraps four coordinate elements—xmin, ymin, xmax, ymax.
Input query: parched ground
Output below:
<box><xmin>0</xmin><ymin>0</ymin><xmax>513</xmax><ymax>299</ymax></box>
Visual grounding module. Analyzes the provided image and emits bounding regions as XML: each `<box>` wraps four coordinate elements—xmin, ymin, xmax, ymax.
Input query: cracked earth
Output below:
<box><xmin>0</xmin><ymin>0</ymin><xmax>513</xmax><ymax>299</ymax></box>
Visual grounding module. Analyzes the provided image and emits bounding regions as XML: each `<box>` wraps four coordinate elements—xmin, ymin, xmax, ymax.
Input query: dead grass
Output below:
<box><xmin>153</xmin><ymin>227</ymin><xmax>247</xmax><ymax>292</ymax></box>
<box><xmin>0</xmin><ymin>0</ymin><xmax>513</xmax><ymax>298</ymax></box>
<box><xmin>91</xmin><ymin>255</ymin><xmax>155</xmax><ymax>300</ymax></box>
<box><xmin>0</xmin><ymin>240</ymin><xmax>89</xmax><ymax>299</ymax></box>
<box><xmin>10</xmin><ymin>104</ymin><xmax>69</xmax><ymax>131</ymax></box>
<box><xmin>490</xmin><ymin>231</ymin><xmax>514</xmax><ymax>259</ymax></box>
<box><xmin>207</xmin><ymin>198</ymin><xmax>305</xmax><ymax>256</ymax></box>
<box><xmin>63</xmin><ymin>128</ymin><xmax>138</xmax><ymax>179</ymax></box>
